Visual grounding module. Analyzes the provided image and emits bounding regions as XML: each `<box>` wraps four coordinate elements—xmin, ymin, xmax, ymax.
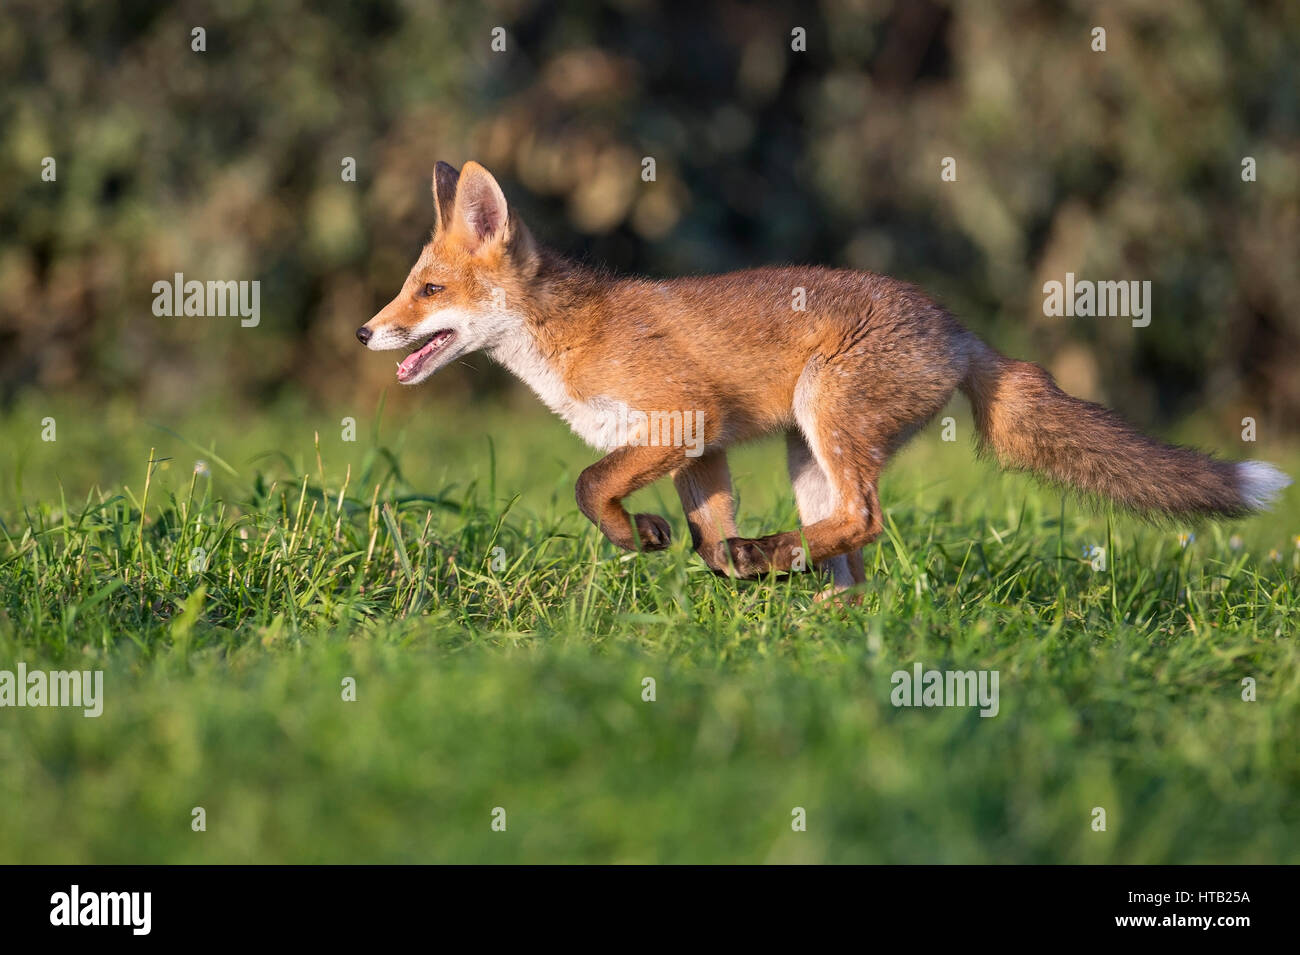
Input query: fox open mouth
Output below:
<box><xmin>396</xmin><ymin>330</ymin><xmax>456</xmax><ymax>382</ymax></box>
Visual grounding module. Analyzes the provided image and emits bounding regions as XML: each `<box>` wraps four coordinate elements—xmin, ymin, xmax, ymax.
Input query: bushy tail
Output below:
<box><xmin>960</xmin><ymin>340</ymin><xmax>1290</xmax><ymax>518</ymax></box>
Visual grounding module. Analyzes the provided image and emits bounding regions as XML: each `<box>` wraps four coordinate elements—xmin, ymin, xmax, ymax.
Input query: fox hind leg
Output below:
<box><xmin>787</xmin><ymin>430</ymin><xmax>859</xmax><ymax>594</ymax></box>
<box><xmin>722</xmin><ymin>416</ymin><xmax>886</xmax><ymax>578</ymax></box>
<box><xmin>723</xmin><ymin>350</ymin><xmax>958</xmax><ymax>579</ymax></box>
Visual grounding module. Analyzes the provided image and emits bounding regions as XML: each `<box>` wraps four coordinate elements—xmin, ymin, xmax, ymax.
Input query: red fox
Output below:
<box><xmin>358</xmin><ymin>161</ymin><xmax>1290</xmax><ymax>595</ymax></box>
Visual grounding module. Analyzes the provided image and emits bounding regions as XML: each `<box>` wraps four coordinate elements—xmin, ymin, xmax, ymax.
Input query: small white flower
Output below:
<box><xmin>194</xmin><ymin>460</ymin><xmax>211</xmax><ymax>477</ymax></box>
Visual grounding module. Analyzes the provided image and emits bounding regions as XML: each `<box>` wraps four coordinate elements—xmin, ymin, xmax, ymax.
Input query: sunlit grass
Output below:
<box><xmin>1</xmin><ymin>395</ymin><xmax>1297</xmax><ymax>862</ymax></box>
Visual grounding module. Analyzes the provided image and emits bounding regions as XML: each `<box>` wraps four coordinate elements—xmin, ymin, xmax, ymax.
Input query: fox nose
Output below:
<box><xmin>356</xmin><ymin>326</ymin><xmax>372</xmax><ymax>345</ymax></box>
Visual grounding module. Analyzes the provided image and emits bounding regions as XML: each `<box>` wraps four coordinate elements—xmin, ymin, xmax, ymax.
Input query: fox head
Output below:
<box><xmin>357</xmin><ymin>161</ymin><xmax>538</xmax><ymax>384</ymax></box>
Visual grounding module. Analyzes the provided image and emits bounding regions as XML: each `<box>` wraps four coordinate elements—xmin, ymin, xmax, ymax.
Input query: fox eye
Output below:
<box><xmin>420</xmin><ymin>283</ymin><xmax>444</xmax><ymax>297</ymax></box>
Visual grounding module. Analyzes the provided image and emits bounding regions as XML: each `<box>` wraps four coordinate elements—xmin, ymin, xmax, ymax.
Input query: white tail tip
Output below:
<box><xmin>1236</xmin><ymin>461</ymin><xmax>1291</xmax><ymax>511</ymax></box>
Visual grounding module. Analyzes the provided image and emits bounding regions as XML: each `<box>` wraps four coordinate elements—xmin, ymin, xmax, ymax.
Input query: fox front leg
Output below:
<box><xmin>575</xmin><ymin>445</ymin><xmax>681</xmax><ymax>552</ymax></box>
<box><xmin>672</xmin><ymin>449</ymin><xmax>742</xmax><ymax>576</ymax></box>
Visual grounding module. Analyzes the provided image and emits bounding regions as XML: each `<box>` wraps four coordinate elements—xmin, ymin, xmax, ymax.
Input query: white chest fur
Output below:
<box><xmin>490</xmin><ymin>326</ymin><xmax>621</xmax><ymax>451</ymax></box>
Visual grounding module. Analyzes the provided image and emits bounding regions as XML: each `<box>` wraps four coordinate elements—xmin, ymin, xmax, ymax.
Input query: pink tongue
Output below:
<box><xmin>398</xmin><ymin>342</ymin><xmax>434</xmax><ymax>376</ymax></box>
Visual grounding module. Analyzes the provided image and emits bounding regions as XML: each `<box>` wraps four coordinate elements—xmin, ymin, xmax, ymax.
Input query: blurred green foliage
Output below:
<box><xmin>1</xmin><ymin>0</ymin><xmax>1297</xmax><ymax>429</ymax></box>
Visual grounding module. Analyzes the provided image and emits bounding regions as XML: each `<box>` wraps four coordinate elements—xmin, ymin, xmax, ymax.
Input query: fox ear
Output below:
<box><xmin>432</xmin><ymin>161</ymin><xmax>460</xmax><ymax>234</ymax></box>
<box><xmin>450</xmin><ymin>161</ymin><xmax>509</xmax><ymax>249</ymax></box>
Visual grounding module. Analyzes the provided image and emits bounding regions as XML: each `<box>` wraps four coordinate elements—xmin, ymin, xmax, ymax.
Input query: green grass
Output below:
<box><xmin>1</xmin><ymin>393</ymin><xmax>1297</xmax><ymax>863</ymax></box>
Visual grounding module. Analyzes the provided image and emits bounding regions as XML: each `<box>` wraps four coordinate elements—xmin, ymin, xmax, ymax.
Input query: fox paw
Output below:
<box><xmin>634</xmin><ymin>513</ymin><xmax>672</xmax><ymax>551</ymax></box>
<box><xmin>720</xmin><ymin>537</ymin><xmax>772</xmax><ymax>578</ymax></box>
<box><xmin>814</xmin><ymin>585</ymin><xmax>864</xmax><ymax>606</ymax></box>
